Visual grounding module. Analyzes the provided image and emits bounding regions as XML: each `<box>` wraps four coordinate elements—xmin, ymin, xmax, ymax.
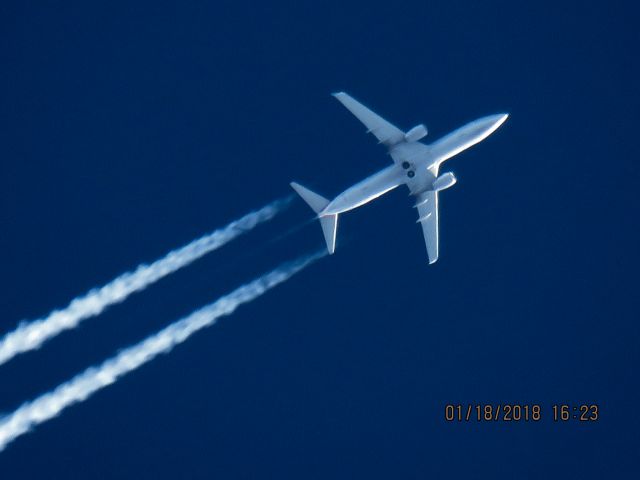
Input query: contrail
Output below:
<box><xmin>0</xmin><ymin>250</ymin><xmax>324</xmax><ymax>452</ymax></box>
<box><xmin>0</xmin><ymin>198</ymin><xmax>290</xmax><ymax>366</ymax></box>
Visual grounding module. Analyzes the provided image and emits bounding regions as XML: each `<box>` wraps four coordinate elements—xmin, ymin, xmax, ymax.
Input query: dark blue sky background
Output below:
<box><xmin>1</xmin><ymin>1</ymin><xmax>638</xmax><ymax>478</ymax></box>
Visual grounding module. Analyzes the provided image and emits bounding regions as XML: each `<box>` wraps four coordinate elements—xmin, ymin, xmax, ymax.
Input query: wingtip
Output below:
<box><xmin>331</xmin><ymin>91</ymin><xmax>346</xmax><ymax>98</ymax></box>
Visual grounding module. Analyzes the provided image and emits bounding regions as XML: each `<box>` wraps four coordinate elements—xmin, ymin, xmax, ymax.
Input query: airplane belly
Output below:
<box><xmin>325</xmin><ymin>165</ymin><xmax>404</xmax><ymax>214</ymax></box>
<box><xmin>429</xmin><ymin>114</ymin><xmax>508</xmax><ymax>165</ymax></box>
<box><xmin>405</xmin><ymin>166</ymin><xmax>437</xmax><ymax>195</ymax></box>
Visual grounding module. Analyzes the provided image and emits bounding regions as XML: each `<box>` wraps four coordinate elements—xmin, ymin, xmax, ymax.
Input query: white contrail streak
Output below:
<box><xmin>0</xmin><ymin>250</ymin><xmax>324</xmax><ymax>452</ymax></box>
<box><xmin>0</xmin><ymin>198</ymin><xmax>290</xmax><ymax>367</ymax></box>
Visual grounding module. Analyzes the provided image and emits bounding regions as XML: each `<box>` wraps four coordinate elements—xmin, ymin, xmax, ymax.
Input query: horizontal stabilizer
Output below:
<box><xmin>290</xmin><ymin>182</ymin><xmax>339</xmax><ymax>254</ymax></box>
<box><xmin>290</xmin><ymin>182</ymin><xmax>329</xmax><ymax>214</ymax></box>
<box><xmin>319</xmin><ymin>214</ymin><xmax>338</xmax><ymax>254</ymax></box>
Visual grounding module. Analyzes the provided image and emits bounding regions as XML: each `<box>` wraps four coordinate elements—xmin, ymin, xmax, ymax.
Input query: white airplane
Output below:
<box><xmin>290</xmin><ymin>92</ymin><xmax>508</xmax><ymax>263</ymax></box>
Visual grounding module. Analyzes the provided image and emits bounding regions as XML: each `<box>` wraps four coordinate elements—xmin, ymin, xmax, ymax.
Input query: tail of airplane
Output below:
<box><xmin>290</xmin><ymin>182</ymin><xmax>338</xmax><ymax>254</ymax></box>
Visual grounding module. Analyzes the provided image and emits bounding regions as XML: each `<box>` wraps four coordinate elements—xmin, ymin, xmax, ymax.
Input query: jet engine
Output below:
<box><xmin>404</xmin><ymin>124</ymin><xmax>428</xmax><ymax>142</ymax></box>
<box><xmin>432</xmin><ymin>172</ymin><xmax>457</xmax><ymax>192</ymax></box>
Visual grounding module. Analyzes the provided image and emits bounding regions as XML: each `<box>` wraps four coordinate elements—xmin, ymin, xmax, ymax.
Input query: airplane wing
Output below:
<box><xmin>415</xmin><ymin>190</ymin><xmax>439</xmax><ymax>264</ymax></box>
<box><xmin>333</xmin><ymin>92</ymin><xmax>405</xmax><ymax>146</ymax></box>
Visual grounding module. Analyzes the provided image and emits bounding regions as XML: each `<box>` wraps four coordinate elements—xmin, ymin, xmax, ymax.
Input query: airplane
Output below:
<box><xmin>290</xmin><ymin>92</ymin><xmax>508</xmax><ymax>263</ymax></box>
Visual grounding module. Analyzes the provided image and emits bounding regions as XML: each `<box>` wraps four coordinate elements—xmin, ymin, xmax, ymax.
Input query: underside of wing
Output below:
<box><xmin>333</xmin><ymin>92</ymin><xmax>405</xmax><ymax>146</ymax></box>
<box><xmin>415</xmin><ymin>191</ymin><xmax>439</xmax><ymax>264</ymax></box>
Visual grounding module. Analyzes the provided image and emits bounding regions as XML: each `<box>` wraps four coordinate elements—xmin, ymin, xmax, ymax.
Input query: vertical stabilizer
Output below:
<box><xmin>290</xmin><ymin>182</ymin><xmax>339</xmax><ymax>254</ymax></box>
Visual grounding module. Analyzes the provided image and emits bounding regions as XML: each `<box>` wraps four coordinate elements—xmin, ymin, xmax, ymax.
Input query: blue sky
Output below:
<box><xmin>1</xmin><ymin>1</ymin><xmax>638</xmax><ymax>478</ymax></box>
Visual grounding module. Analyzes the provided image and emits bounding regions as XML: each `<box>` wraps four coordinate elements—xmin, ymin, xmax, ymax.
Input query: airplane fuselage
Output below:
<box><xmin>321</xmin><ymin>113</ymin><xmax>507</xmax><ymax>217</ymax></box>
<box><xmin>322</xmin><ymin>164</ymin><xmax>404</xmax><ymax>215</ymax></box>
<box><xmin>290</xmin><ymin>91</ymin><xmax>508</xmax><ymax>262</ymax></box>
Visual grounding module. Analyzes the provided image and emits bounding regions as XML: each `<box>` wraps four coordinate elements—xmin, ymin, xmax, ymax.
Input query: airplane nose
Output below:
<box><xmin>488</xmin><ymin>113</ymin><xmax>509</xmax><ymax>127</ymax></box>
<box><xmin>478</xmin><ymin>113</ymin><xmax>509</xmax><ymax>136</ymax></box>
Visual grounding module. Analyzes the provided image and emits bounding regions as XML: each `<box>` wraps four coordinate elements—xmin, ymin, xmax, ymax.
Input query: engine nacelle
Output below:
<box><xmin>404</xmin><ymin>124</ymin><xmax>428</xmax><ymax>142</ymax></box>
<box><xmin>432</xmin><ymin>172</ymin><xmax>457</xmax><ymax>192</ymax></box>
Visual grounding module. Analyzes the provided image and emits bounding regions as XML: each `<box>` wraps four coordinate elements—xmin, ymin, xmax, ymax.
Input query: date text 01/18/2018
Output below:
<box><xmin>444</xmin><ymin>404</ymin><xmax>599</xmax><ymax>422</ymax></box>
